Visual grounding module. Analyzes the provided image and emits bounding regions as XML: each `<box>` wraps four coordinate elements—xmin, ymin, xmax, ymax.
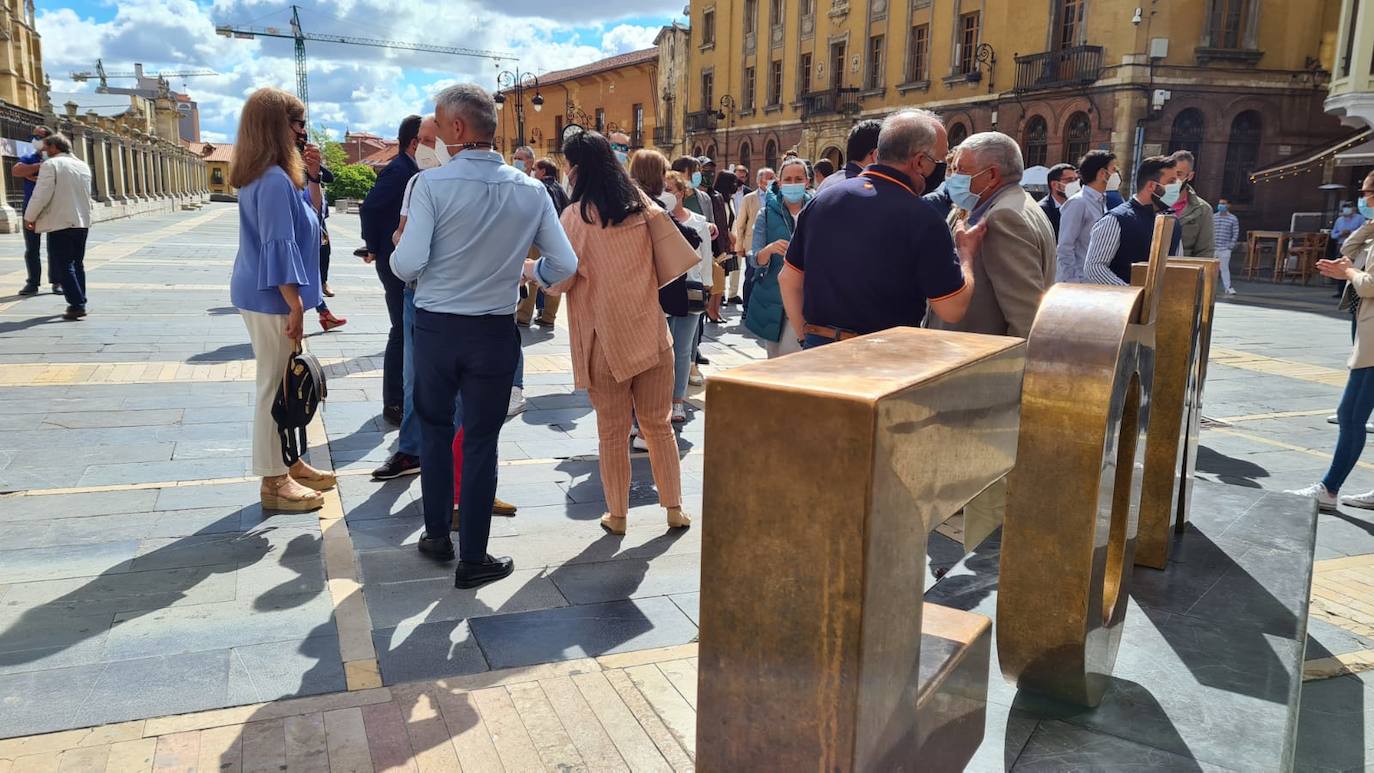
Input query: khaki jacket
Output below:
<box><xmin>928</xmin><ymin>185</ymin><xmax>1056</xmax><ymax>338</ymax></box>
<box><xmin>1176</xmin><ymin>187</ymin><xmax>1215</xmax><ymax>258</ymax></box>
<box><xmin>1343</xmin><ymin>222</ymin><xmax>1374</xmax><ymax>369</ymax></box>
<box><xmin>25</xmin><ymin>153</ymin><xmax>92</xmax><ymax>233</ymax></box>
<box><xmin>732</xmin><ymin>189</ymin><xmax>764</xmax><ymax>254</ymax></box>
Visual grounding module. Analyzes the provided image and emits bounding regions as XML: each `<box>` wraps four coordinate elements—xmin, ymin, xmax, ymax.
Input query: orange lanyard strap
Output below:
<box><xmin>859</xmin><ymin>170</ymin><xmax>917</xmax><ymax>197</ymax></box>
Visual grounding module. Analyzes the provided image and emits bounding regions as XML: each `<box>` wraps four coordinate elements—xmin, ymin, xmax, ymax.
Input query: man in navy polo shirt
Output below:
<box><xmin>1083</xmin><ymin>155</ymin><xmax>1183</xmax><ymax>285</ymax></box>
<box><xmin>12</xmin><ymin>124</ymin><xmax>55</xmax><ymax>296</ymax></box>
<box><xmin>778</xmin><ymin>109</ymin><xmax>985</xmax><ymax>348</ymax></box>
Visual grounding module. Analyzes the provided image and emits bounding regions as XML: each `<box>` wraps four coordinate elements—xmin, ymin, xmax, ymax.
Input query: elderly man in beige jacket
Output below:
<box><xmin>24</xmin><ymin>132</ymin><xmax>92</xmax><ymax>320</ymax></box>
<box><xmin>927</xmin><ymin>131</ymin><xmax>1056</xmax><ymax>550</ymax></box>
<box><xmin>732</xmin><ymin>166</ymin><xmax>775</xmax><ymax>315</ymax></box>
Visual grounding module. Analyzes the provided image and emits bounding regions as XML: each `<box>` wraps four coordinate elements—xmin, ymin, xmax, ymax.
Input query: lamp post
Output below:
<box><xmin>714</xmin><ymin>94</ymin><xmax>736</xmax><ymax>165</ymax></box>
<box><xmin>494</xmin><ymin>69</ymin><xmax>543</xmax><ymax>149</ymax></box>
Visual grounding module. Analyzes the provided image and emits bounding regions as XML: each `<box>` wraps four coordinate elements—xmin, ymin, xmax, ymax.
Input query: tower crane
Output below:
<box><xmin>70</xmin><ymin>60</ymin><xmax>218</xmax><ymax>92</ymax></box>
<box><xmin>215</xmin><ymin>5</ymin><xmax>513</xmax><ymax>121</ymax></box>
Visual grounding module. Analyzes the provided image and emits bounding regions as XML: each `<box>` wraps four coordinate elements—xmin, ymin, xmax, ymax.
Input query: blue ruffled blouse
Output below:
<box><xmin>230</xmin><ymin>165</ymin><xmax>322</xmax><ymax>314</ymax></box>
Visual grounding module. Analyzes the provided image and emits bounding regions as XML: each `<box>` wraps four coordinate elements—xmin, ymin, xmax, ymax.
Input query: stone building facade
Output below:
<box><xmin>685</xmin><ymin>0</ymin><xmax>1351</xmax><ymax>229</ymax></box>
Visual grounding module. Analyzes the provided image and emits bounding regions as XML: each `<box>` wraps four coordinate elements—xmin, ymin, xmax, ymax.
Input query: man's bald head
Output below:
<box><xmin>418</xmin><ymin>115</ymin><xmax>438</xmax><ymax>149</ymax></box>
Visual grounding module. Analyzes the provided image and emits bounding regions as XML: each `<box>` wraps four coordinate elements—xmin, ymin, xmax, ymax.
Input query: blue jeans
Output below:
<box><xmin>668</xmin><ymin>313</ymin><xmax>701</xmax><ymax>401</ymax></box>
<box><xmin>399</xmin><ymin>288</ymin><xmax>462</xmax><ymax>457</ymax></box>
<box><xmin>1324</xmin><ymin>366</ymin><xmax>1374</xmax><ymax>494</ymax></box>
<box><xmin>802</xmin><ymin>333</ymin><xmax>833</xmax><ymax>350</ymax></box>
<box><xmin>515</xmin><ymin>341</ymin><xmax>524</xmax><ymax>390</ymax></box>
<box><xmin>412</xmin><ymin>310</ymin><xmax>518</xmax><ymax>555</ymax></box>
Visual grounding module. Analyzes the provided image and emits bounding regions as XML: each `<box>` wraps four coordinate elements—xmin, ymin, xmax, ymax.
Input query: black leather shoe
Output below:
<box><xmin>51</xmin><ymin>284</ymin><xmax>62</xmax><ymax>295</ymax></box>
<box><xmin>382</xmin><ymin>405</ymin><xmax>403</xmax><ymax>425</ymax></box>
<box><xmin>372</xmin><ymin>452</ymin><xmax>420</xmax><ymax>480</ymax></box>
<box><xmin>418</xmin><ymin>534</ymin><xmax>455</xmax><ymax>561</ymax></box>
<box><xmin>695</xmin><ymin>354</ymin><xmax>710</xmax><ymax>366</ymax></box>
<box><xmin>454</xmin><ymin>554</ymin><xmax>514</xmax><ymax>589</ymax></box>
<box><xmin>728</xmin><ymin>296</ymin><xmax>743</xmax><ymax>305</ymax></box>
<box><xmin>18</xmin><ymin>284</ymin><xmax>38</xmax><ymax>296</ymax></box>
<box><xmin>63</xmin><ymin>306</ymin><xmax>86</xmax><ymax>320</ymax></box>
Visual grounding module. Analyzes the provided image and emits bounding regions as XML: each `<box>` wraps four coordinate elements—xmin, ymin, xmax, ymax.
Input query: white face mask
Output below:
<box><xmin>1063</xmin><ymin>181</ymin><xmax>1082</xmax><ymax>198</ymax></box>
<box><xmin>659</xmin><ymin>191</ymin><xmax>678</xmax><ymax>211</ymax></box>
<box><xmin>415</xmin><ymin>144</ymin><xmax>442</xmax><ymax>170</ymax></box>
<box><xmin>1106</xmin><ymin>171</ymin><xmax>1121</xmax><ymax>190</ymax></box>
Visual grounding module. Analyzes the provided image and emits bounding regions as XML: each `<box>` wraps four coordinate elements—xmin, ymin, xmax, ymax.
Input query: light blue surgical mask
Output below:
<box><xmin>691</xmin><ymin>171</ymin><xmax>703</xmax><ymax>188</ymax></box>
<box><xmin>614</xmin><ymin>150</ymin><xmax>629</xmax><ymax>166</ymax></box>
<box><xmin>1343</xmin><ymin>206</ymin><xmax>1356</xmax><ymax>216</ymax></box>
<box><xmin>1361</xmin><ymin>199</ymin><xmax>1374</xmax><ymax>220</ymax></box>
<box><xmin>944</xmin><ymin>168</ymin><xmax>991</xmax><ymax>212</ymax></box>
<box><xmin>1159</xmin><ymin>181</ymin><xmax>1183</xmax><ymax>207</ymax></box>
<box><xmin>513</xmin><ymin>158</ymin><xmax>526</xmax><ymax>172</ymax></box>
<box><xmin>780</xmin><ymin>183</ymin><xmax>806</xmax><ymax>204</ymax></box>
<box><xmin>1217</xmin><ymin>204</ymin><xmax>1229</xmax><ymax>214</ymax></box>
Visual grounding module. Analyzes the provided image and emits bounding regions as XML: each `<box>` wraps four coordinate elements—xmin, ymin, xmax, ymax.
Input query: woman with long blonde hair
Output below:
<box><xmin>228</xmin><ymin>87</ymin><xmax>336</xmax><ymax>511</ymax></box>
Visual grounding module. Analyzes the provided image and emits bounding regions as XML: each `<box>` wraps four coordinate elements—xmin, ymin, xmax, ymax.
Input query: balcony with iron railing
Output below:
<box><xmin>653</xmin><ymin>126</ymin><xmax>674</xmax><ymax>147</ymax></box>
<box><xmin>1013</xmin><ymin>45</ymin><xmax>1104</xmax><ymax>93</ymax></box>
<box><xmin>799</xmin><ymin>88</ymin><xmax>861</xmax><ymax>121</ymax></box>
<box><xmin>685</xmin><ymin>110</ymin><xmax>719</xmax><ymax>133</ymax></box>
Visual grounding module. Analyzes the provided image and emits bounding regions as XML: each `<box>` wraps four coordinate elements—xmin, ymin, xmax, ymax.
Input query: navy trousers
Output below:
<box><xmin>412</xmin><ymin>309</ymin><xmax>518</xmax><ymax>561</ymax></box>
<box><xmin>47</xmin><ymin>228</ymin><xmax>88</xmax><ymax>309</ymax></box>
<box><xmin>375</xmin><ymin>255</ymin><xmax>406</xmax><ymax>409</ymax></box>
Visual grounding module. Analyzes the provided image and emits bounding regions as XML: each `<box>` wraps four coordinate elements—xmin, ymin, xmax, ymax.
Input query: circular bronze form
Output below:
<box><xmin>996</xmin><ymin>283</ymin><xmax>1156</xmax><ymax>707</ymax></box>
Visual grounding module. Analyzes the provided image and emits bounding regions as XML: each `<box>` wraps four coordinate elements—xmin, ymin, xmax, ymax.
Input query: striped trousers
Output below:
<box><xmin>586</xmin><ymin>340</ymin><xmax>682</xmax><ymax>518</ymax></box>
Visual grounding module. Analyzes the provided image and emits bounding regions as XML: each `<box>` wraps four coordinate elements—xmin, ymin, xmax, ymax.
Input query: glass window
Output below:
<box><xmin>1210</xmin><ymin>0</ymin><xmax>1250</xmax><ymax>49</ymax></box>
<box><xmin>702</xmin><ymin>72</ymin><xmax>715</xmax><ymax>111</ymax></box>
<box><xmin>744</xmin><ymin>66</ymin><xmax>757</xmax><ymax>109</ymax></box>
<box><xmin>1063</xmin><ymin>111</ymin><xmax>1091</xmax><ymax>166</ymax></box>
<box><xmin>595</xmin><ymin>109</ymin><xmax>605</xmax><ymax>132</ymax></box>
<box><xmin>867</xmin><ymin>35</ymin><xmax>884</xmax><ymax>89</ymax></box>
<box><xmin>633</xmin><ymin>104</ymin><xmax>644</xmax><ymax>140</ymax></box>
<box><xmin>906</xmin><ymin>24</ymin><xmax>929</xmax><ymax>82</ymax></box>
<box><xmin>1056</xmin><ymin>0</ymin><xmax>1084</xmax><ymax>49</ymax></box>
<box><xmin>744</xmin><ymin>0</ymin><xmax>757</xmax><ymax>35</ymax></box>
<box><xmin>769</xmin><ymin>59</ymin><xmax>784</xmax><ymax>106</ymax></box>
<box><xmin>739</xmin><ymin>142</ymin><xmax>752</xmax><ymax>171</ymax></box>
<box><xmin>1221</xmin><ymin>110</ymin><xmax>1262</xmax><ymax>202</ymax></box>
<box><xmin>765</xmin><ymin>139</ymin><xmax>779</xmax><ymax>171</ymax></box>
<box><xmin>1343</xmin><ymin>0</ymin><xmax>1361</xmax><ymax>76</ymax></box>
<box><xmin>799</xmin><ymin>52</ymin><xmax>813</xmax><ymax>95</ymax></box>
<box><xmin>958</xmin><ymin>13</ymin><xmax>980</xmax><ymax>74</ymax></box>
<box><xmin>770</xmin><ymin>0</ymin><xmax>783</xmax><ymax>25</ymax></box>
<box><xmin>703</xmin><ymin>9</ymin><xmax>716</xmax><ymax>45</ymax></box>
<box><xmin>1024</xmin><ymin>116</ymin><xmax>1048</xmax><ymax>168</ymax></box>
<box><xmin>1169</xmin><ymin>108</ymin><xmax>1205</xmax><ymax>164</ymax></box>
<box><xmin>949</xmin><ymin>122</ymin><xmax>968</xmax><ymax>147</ymax></box>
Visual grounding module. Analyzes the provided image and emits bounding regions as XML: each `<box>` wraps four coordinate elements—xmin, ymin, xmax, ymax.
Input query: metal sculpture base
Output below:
<box><xmin>926</xmin><ymin>479</ymin><xmax>1318</xmax><ymax>771</ymax></box>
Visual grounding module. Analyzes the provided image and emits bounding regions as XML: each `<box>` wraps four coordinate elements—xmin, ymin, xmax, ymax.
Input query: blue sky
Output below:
<box><xmin>38</xmin><ymin>0</ymin><xmax>684</xmax><ymax>143</ymax></box>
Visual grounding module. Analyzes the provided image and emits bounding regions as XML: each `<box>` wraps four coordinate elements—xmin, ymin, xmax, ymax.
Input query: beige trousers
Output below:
<box><xmin>241</xmin><ymin>309</ymin><xmax>295</xmax><ymax>477</ymax></box>
<box><xmin>963</xmin><ymin>476</ymin><xmax>1007</xmax><ymax>552</ymax></box>
<box><xmin>516</xmin><ymin>281</ymin><xmax>561</xmax><ymax>325</ymax></box>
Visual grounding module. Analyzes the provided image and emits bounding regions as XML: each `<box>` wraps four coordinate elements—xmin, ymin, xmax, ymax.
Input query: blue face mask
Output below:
<box><xmin>1217</xmin><ymin>204</ymin><xmax>1229</xmax><ymax>214</ymax></box>
<box><xmin>1361</xmin><ymin>199</ymin><xmax>1374</xmax><ymax>220</ymax></box>
<box><xmin>1159</xmin><ymin>181</ymin><xmax>1183</xmax><ymax>207</ymax></box>
<box><xmin>780</xmin><ymin>183</ymin><xmax>806</xmax><ymax>203</ymax></box>
<box><xmin>691</xmin><ymin>171</ymin><xmax>703</xmax><ymax>188</ymax></box>
<box><xmin>614</xmin><ymin>150</ymin><xmax>629</xmax><ymax>166</ymax></box>
<box><xmin>944</xmin><ymin>169</ymin><xmax>989</xmax><ymax>211</ymax></box>
<box><xmin>513</xmin><ymin>159</ymin><xmax>526</xmax><ymax>172</ymax></box>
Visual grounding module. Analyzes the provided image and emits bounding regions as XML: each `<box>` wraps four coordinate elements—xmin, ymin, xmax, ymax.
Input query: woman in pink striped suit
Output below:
<box><xmin>549</xmin><ymin>131</ymin><xmax>693</xmax><ymax>535</ymax></box>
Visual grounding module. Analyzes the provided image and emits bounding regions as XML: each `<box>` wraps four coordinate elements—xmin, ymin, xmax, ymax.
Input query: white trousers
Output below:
<box><xmin>241</xmin><ymin>309</ymin><xmax>295</xmax><ymax>477</ymax></box>
<box><xmin>1217</xmin><ymin>249</ymin><xmax>1233</xmax><ymax>292</ymax></box>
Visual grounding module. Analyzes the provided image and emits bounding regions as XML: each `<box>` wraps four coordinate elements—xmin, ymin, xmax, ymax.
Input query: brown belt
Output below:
<box><xmin>802</xmin><ymin>324</ymin><xmax>860</xmax><ymax>342</ymax></box>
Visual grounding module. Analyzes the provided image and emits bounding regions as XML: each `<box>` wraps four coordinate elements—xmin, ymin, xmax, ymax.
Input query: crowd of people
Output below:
<box><xmin>226</xmin><ymin>82</ymin><xmax>1263</xmax><ymax>590</ymax></box>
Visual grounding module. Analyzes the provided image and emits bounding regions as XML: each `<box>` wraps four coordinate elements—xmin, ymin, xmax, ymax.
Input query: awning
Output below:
<box><xmin>1336</xmin><ymin>138</ymin><xmax>1374</xmax><ymax>167</ymax></box>
<box><xmin>1249</xmin><ymin>127</ymin><xmax>1373</xmax><ymax>184</ymax></box>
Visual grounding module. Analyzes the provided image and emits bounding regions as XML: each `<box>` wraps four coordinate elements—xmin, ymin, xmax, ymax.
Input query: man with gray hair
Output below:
<box><xmin>511</xmin><ymin>145</ymin><xmax>536</xmax><ymax>175</ymax></box>
<box><xmin>778</xmin><ymin>109</ymin><xmax>985</xmax><ymax>348</ymax></box>
<box><xmin>24</xmin><ymin>132</ymin><xmax>91</xmax><ymax>320</ymax></box>
<box><xmin>392</xmin><ymin>84</ymin><xmax>578</xmax><ymax>589</ymax></box>
<box><xmin>734</xmin><ymin>165</ymin><xmax>775</xmax><ymax>313</ymax></box>
<box><xmin>1168</xmin><ymin>149</ymin><xmax>1214</xmax><ymax>258</ymax></box>
<box><xmin>927</xmin><ymin>130</ymin><xmax>1055</xmax><ymax>551</ymax></box>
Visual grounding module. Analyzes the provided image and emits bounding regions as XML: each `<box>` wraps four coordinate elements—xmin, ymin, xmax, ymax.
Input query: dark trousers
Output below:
<box><xmin>375</xmin><ymin>255</ymin><xmax>406</xmax><ymax>408</ymax></box>
<box><xmin>316</xmin><ymin>242</ymin><xmax>331</xmax><ymax>314</ymax></box>
<box><xmin>412</xmin><ymin>309</ymin><xmax>518</xmax><ymax>561</ymax></box>
<box><xmin>741</xmin><ymin>265</ymin><xmax>757</xmax><ymax>318</ymax></box>
<box><xmin>47</xmin><ymin>228</ymin><xmax>88</xmax><ymax>309</ymax></box>
<box><xmin>22</xmin><ymin>227</ymin><xmax>46</xmax><ymax>287</ymax></box>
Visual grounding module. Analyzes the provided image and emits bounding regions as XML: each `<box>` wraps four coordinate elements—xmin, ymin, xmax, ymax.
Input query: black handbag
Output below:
<box><xmin>722</xmin><ymin>256</ymin><xmax>740</xmax><ymax>274</ymax></box>
<box><xmin>271</xmin><ymin>345</ymin><xmax>327</xmax><ymax>466</ymax></box>
<box><xmin>685</xmin><ymin>281</ymin><xmax>708</xmax><ymax>313</ymax></box>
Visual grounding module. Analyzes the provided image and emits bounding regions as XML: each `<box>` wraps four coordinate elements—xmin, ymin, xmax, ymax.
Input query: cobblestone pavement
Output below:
<box><xmin>0</xmin><ymin>203</ymin><xmax>1372</xmax><ymax>769</ymax></box>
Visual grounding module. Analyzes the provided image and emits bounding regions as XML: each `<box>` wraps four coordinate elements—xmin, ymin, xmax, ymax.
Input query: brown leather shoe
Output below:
<box><xmin>261</xmin><ymin>477</ymin><xmax>324</xmax><ymax>512</ymax></box>
<box><xmin>289</xmin><ymin>464</ymin><xmax>336</xmax><ymax>491</ymax></box>
<box><xmin>600</xmin><ymin>514</ymin><xmax>627</xmax><ymax>535</ymax></box>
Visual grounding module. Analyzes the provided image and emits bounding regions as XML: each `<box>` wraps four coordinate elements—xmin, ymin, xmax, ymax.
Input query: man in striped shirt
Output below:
<box><xmin>1083</xmin><ymin>155</ymin><xmax>1182</xmax><ymax>285</ymax></box>
<box><xmin>1213</xmin><ymin>197</ymin><xmax>1240</xmax><ymax>296</ymax></box>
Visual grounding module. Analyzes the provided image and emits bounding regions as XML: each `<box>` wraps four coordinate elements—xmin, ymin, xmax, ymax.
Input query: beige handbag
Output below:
<box><xmin>647</xmin><ymin>206</ymin><xmax>703</xmax><ymax>288</ymax></box>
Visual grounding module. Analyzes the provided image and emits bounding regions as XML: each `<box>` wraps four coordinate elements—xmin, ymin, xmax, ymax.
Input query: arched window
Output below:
<box><xmin>765</xmin><ymin>138</ymin><xmax>779</xmax><ymax>171</ymax></box>
<box><xmin>1170</xmin><ymin>108</ymin><xmax>1205</xmax><ymax>164</ymax></box>
<box><xmin>822</xmin><ymin>146</ymin><xmax>843</xmax><ymax>167</ymax></box>
<box><xmin>1023</xmin><ymin>116</ymin><xmax>1048</xmax><ymax>168</ymax></box>
<box><xmin>1062</xmin><ymin>112</ymin><xmax>1091</xmax><ymax>167</ymax></box>
<box><xmin>738</xmin><ymin>141</ymin><xmax>752</xmax><ymax>171</ymax></box>
<box><xmin>706</xmin><ymin>143</ymin><xmax>717</xmax><ymax>161</ymax></box>
<box><xmin>1221</xmin><ymin>111</ymin><xmax>1262</xmax><ymax>203</ymax></box>
<box><xmin>693</xmin><ymin>144</ymin><xmax>704</xmax><ymax>157</ymax></box>
<box><xmin>948</xmin><ymin>122</ymin><xmax>969</xmax><ymax>147</ymax></box>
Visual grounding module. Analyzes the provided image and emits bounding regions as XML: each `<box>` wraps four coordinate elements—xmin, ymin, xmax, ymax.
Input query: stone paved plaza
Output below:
<box><xmin>2</xmin><ymin>204</ymin><xmax>1374</xmax><ymax>770</ymax></box>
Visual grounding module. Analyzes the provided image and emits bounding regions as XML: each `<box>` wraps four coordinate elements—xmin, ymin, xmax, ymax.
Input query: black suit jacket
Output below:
<box><xmin>1039</xmin><ymin>195</ymin><xmax>1062</xmax><ymax>238</ymax></box>
<box><xmin>358</xmin><ymin>153</ymin><xmax>418</xmax><ymax>262</ymax></box>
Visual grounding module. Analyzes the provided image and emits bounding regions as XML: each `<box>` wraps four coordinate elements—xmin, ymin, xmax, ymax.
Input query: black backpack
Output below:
<box><xmin>272</xmin><ymin>346</ymin><xmax>327</xmax><ymax>466</ymax></box>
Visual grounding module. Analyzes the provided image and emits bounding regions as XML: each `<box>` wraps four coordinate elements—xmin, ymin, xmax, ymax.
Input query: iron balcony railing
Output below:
<box><xmin>653</xmin><ymin>126</ymin><xmax>674</xmax><ymax>147</ymax></box>
<box><xmin>800</xmin><ymin>88</ymin><xmax>861</xmax><ymax>121</ymax></box>
<box><xmin>1013</xmin><ymin>45</ymin><xmax>1104</xmax><ymax>92</ymax></box>
<box><xmin>685</xmin><ymin>110</ymin><xmax>719</xmax><ymax>133</ymax></box>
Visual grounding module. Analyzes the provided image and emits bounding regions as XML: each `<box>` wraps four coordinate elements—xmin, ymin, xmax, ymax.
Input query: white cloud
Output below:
<box><xmin>37</xmin><ymin>0</ymin><xmax>681</xmax><ymax>142</ymax></box>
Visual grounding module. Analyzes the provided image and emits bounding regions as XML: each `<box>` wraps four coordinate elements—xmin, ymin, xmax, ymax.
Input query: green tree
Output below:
<box><xmin>327</xmin><ymin>163</ymin><xmax>377</xmax><ymax>204</ymax></box>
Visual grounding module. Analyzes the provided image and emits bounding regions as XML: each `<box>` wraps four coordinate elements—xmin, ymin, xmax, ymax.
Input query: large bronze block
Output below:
<box><xmin>998</xmin><ymin>216</ymin><xmax>1174</xmax><ymax>707</ymax></box>
<box><xmin>697</xmin><ymin>327</ymin><xmax>1024</xmax><ymax>771</ymax></box>
<box><xmin>1130</xmin><ymin>262</ymin><xmax>1205</xmax><ymax>569</ymax></box>
<box><xmin>1170</xmin><ymin>257</ymin><xmax>1221</xmax><ymax>530</ymax></box>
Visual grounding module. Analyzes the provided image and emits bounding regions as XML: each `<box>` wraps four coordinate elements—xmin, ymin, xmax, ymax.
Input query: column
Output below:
<box><xmin>146</xmin><ymin>149</ymin><xmax>157</xmax><ymax>199</ymax></box>
<box><xmin>0</xmin><ymin>143</ymin><xmax>16</xmax><ymax>231</ymax></box>
<box><xmin>160</xmin><ymin>150</ymin><xmax>171</xmax><ymax>197</ymax></box>
<box><xmin>90</xmin><ymin>135</ymin><xmax>111</xmax><ymax>203</ymax></box>
<box><xmin>131</xmin><ymin>144</ymin><xmax>145</xmax><ymax>200</ymax></box>
<box><xmin>110</xmin><ymin>139</ymin><xmax>128</xmax><ymax>201</ymax></box>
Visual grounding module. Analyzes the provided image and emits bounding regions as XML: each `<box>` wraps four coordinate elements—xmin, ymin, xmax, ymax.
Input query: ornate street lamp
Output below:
<box><xmin>494</xmin><ymin>69</ymin><xmax>543</xmax><ymax>148</ymax></box>
<box><xmin>715</xmin><ymin>94</ymin><xmax>736</xmax><ymax>165</ymax></box>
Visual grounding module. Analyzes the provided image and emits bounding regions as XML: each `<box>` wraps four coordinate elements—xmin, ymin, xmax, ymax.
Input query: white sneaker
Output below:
<box><xmin>1328</xmin><ymin>414</ymin><xmax>1340</xmax><ymax>425</ymax></box>
<box><xmin>1341</xmin><ymin>490</ymin><xmax>1374</xmax><ymax>510</ymax></box>
<box><xmin>671</xmin><ymin>403</ymin><xmax>687</xmax><ymax>422</ymax></box>
<box><xmin>507</xmin><ymin>387</ymin><xmax>527</xmax><ymax>417</ymax></box>
<box><xmin>1225</xmin><ymin>288</ymin><xmax>1237</xmax><ymax>296</ymax></box>
<box><xmin>1286</xmin><ymin>482</ymin><xmax>1338</xmax><ymax>512</ymax></box>
<box><xmin>631</xmin><ymin>434</ymin><xmax>649</xmax><ymax>452</ymax></box>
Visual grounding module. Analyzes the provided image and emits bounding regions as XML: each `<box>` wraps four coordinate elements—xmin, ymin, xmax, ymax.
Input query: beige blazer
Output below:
<box><xmin>1343</xmin><ymin>222</ymin><xmax>1374</xmax><ymax>369</ymax></box>
<box><xmin>928</xmin><ymin>185</ymin><xmax>1056</xmax><ymax>338</ymax></box>
<box><xmin>25</xmin><ymin>153</ymin><xmax>92</xmax><ymax>233</ymax></box>
<box><xmin>732</xmin><ymin>189</ymin><xmax>764</xmax><ymax>254</ymax></box>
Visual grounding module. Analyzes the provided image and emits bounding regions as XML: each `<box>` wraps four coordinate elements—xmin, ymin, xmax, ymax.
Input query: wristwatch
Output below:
<box><xmin>306</xmin><ymin>172</ymin><xmax>321</xmax><ymax>184</ymax></box>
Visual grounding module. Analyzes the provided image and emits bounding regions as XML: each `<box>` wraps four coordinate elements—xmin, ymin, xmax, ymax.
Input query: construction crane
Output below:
<box><xmin>214</xmin><ymin>5</ymin><xmax>513</xmax><ymax>121</ymax></box>
<box><xmin>70</xmin><ymin>60</ymin><xmax>218</xmax><ymax>92</ymax></box>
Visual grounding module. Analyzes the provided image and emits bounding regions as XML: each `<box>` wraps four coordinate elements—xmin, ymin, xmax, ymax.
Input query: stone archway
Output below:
<box><xmin>821</xmin><ymin>145</ymin><xmax>844</xmax><ymax>168</ymax></box>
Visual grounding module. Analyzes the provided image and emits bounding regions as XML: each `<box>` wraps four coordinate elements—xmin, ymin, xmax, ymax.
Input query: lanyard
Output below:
<box><xmin>859</xmin><ymin>170</ymin><xmax>917</xmax><ymax>197</ymax></box>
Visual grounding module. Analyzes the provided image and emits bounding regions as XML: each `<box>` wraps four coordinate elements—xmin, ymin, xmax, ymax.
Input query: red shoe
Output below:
<box><xmin>319</xmin><ymin>311</ymin><xmax>348</xmax><ymax>331</ymax></box>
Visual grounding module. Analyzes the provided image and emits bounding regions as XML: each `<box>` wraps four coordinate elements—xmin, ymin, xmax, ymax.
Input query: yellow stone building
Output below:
<box><xmin>686</xmin><ymin>0</ymin><xmax>1350</xmax><ymax>228</ymax></box>
<box><xmin>0</xmin><ymin>0</ymin><xmax>43</xmax><ymax>113</ymax></box>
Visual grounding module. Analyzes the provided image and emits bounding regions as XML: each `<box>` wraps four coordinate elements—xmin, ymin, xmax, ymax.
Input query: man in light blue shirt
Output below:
<box><xmin>392</xmin><ymin>83</ymin><xmax>577</xmax><ymax>588</ymax></box>
<box><xmin>1055</xmin><ymin>149</ymin><xmax>1117</xmax><ymax>283</ymax></box>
